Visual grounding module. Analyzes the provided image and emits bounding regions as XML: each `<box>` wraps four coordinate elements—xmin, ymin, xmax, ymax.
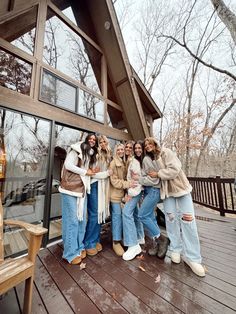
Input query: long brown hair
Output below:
<box><xmin>134</xmin><ymin>140</ymin><xmax>144</xmax><ymax>166</ymax></box>
<box><xmin>84</xmin><ymin>133</ymin><xmax>98</xmax><ymax>167</ymax></box>
<box><xmin>144</xmin><ymin>137</ymin><xmax>161</xmax><ymax>160</ymax></box>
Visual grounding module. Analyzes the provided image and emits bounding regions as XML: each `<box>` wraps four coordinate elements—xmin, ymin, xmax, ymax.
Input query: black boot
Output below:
<box><xmin>148</xmin><ymin>237</ymin><xmax>159</xmax><ymax>256</ymax></box>
<box><xmin>156</xmin><ymin>234</ymin><xmax>170</xmax><ymax>259</ymax></box>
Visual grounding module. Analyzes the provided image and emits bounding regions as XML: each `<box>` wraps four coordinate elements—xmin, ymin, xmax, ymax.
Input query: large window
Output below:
<box><xmin>78</xmin><ymin>89</ymin><xmax>104</xmax><ymax>122</ymax></box>
<box><xmin>0</xmin><ymin>6</ymin><xmax>37</xmax><ymax>55</ymax></box>
<box><xmin>40</xmin><ymin>70</ymin><xmax>77</xmax><ymax>111</ymax></box>
<box><xmin>0</xmin><ymin>49</ymin><xmax>32</xmax><ymax>95</ymax></box>
<box><xmin>0</xmin><ymin>109</ymin><xmax>51</xmax><ymax>256</ymax></box>
<box><xmin>43</xmin><ymin>8</ymin><xmax>102</xmax><ymax>94</ymax></box>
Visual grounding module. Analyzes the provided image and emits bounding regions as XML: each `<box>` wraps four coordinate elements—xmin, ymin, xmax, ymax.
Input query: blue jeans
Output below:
<box><xmin>84</xmin><ymin>182</ymin><xmax>101</xmax><ymax>249</ymax></box>
<box><xmin>163</xmin><ymin>193</ymin><xmax>202</xmax><ymax>263</ymax></box>
<box><xmin>61</xmin><ymin>193</ymin><xmax>87</xmax><ymax>263</ymax></box>
<box><xmin>122</xmin><ymin>193</ymin><xmax>144</xmax><ymax>246</ymax></box>
<box><xmin>138</xmin><ymin>187</ymin><xmax>161</xmax><ymax>238</ymax></box>
<box><xmin>111</xmin><ymin>202</ymin><xmax>123</xmax><ymax>241</ymax></box>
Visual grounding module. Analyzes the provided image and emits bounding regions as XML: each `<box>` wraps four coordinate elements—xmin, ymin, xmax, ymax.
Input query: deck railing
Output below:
<box><xmin>188</xmin><ymin>176</ymin><xmax>236</xmax><ymax>216</ymax></box>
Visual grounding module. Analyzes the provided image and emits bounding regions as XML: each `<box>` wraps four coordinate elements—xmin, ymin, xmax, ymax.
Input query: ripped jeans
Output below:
<box><xmin>163</xmin><ymin>193</ymin><xmax>202</xmax><ymax>263</ymax></box>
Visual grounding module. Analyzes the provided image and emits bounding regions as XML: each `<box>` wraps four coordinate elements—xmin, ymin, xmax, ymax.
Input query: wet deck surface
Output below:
<box><xmin>1</xmin><ymin>207</ymin><xmax>236</xmax><ymax>313</ymax></box>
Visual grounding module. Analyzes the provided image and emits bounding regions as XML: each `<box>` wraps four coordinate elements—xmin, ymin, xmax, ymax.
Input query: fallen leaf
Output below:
<box><xmin>136</xmin><ymin>254</ymin><xmax>145</xmax><ymax>260</ymax></box>
<box><xmin>112</xmin><ymin>292</ymin><xmax>117</xmax><ymax>300</ymax></box>
<box><xmin>155</xmin><ymin>274</ymin><xmax>161</xmax><ymax>283</ymax></box>
<box><xmin>139</xmin><ymin>265</ymin><xmax>146</xmax><ymax>272</ymax></box>
<box><xmin>80</xmin><ymin>262</ymin><xmax>86</xmax><ymax>270</ymax></box>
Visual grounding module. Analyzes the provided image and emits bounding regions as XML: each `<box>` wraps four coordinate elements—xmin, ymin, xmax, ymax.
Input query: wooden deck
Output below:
<box><xmin>1</xmin><ymin>206</ymin><xmax>236</xmax><ymax>314</ymax></box>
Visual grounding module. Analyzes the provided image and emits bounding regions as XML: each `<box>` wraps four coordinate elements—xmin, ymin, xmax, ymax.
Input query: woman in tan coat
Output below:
<box><xmin>109</xmin><ymin>143</ymin><xmax>136</xmax><ymax>256</ymax></box>
<box><xmin>147</xmin><ymin>137</ymin><xmax>205</xmax><ymax>277</ymax></box>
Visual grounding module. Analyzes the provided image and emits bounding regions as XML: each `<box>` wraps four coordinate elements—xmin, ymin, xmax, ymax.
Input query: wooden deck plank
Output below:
<box><xmin>1</xmin><ymin>206</ymin><xmax>236</xmax><ymax>314</ymax></box>
<box><xmin>99</xmin><ymin>249</ymin><xmax>210</xmax><ymax>314</ymax></box>
<box><xmin>49</xmin><ymin>244</ymin><xmax>128</xmax><ymax>314</ymax></box>
<box><xmin>38</xmin><ymin>249</ymin><xmax>101</xmax><ymax>314</ymax></box>
<box><xmin>0</xmin><ymin>288</ymin><xmax>20</xmax><ymax>314</ymax></box>
<box><xmin>15</xmin><ymin>281</ymin><xmax>47</xmax><ymax>314</ymax></box>
<box><xmin>130</xmin><ymin>254</ymin><xmax>236</xmax><ymax>314</ymax></box>
<box><xmin>34</xmin><ymin>256</ymin><xmax>73</xmax><ymax>314</ymax></box>
<box><xmin>88</xmin><ymin>252</ymin><xmax>181</xmax><ymax>314</ymax></box>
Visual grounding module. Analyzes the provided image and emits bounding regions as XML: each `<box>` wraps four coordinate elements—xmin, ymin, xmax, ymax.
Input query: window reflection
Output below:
<box><xmin>40</xmin><ymin>70</ymin><xmax>76</xmax><ymax>111</ymax></box>
<box><xmin>44</xmin><ymin>8</ymin><xmax>102</xmax><ymax>94</ymax></box>
<box><xmin>0</xmin><ymin>109</ymin><xmax>50</xmax><ymax>256</ymax></box>
<box><xmin>0</xmin><ymin>6</ymin><xmax>37</xmax><ymax>55</ymax></box>
<box><xmin>78</xmin><ymin>89</ymin><xmax>104</xmax><ymax>122</ymax></box>
<box><xmin>0</xmin><ymin>49</ymin><xmax>32</xmax><ymax>95</ymax></box>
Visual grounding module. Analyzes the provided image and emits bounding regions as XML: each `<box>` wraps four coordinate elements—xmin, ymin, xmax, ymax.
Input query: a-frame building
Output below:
<box><xmin>0</xmin><ymin>0</ymin><xmax>161</xmax><ymax>249</ymax></box>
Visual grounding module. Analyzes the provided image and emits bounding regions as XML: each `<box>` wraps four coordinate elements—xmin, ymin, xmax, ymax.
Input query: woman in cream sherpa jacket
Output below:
<box><xmin>147</xmin><ymin>137</ymin><xmax>205</xmax><ymax>277</ymax></box>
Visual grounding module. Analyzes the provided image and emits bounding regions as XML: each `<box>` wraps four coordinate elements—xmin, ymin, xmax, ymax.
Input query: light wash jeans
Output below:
<box><xmin>84</xmin><ymin>182</ymin><xmax>101</xmax><ymax>249</ymax></box>
<box><xmin>122</xmin><ymin>193</ymin><xmax>144</xmax><ymax>246</ymax></box>
<box><xmin>61</xmin><ymin>193</ymin><xmax>87</xmax><ymax>263</ymax></box>
<box><xmin>138</xmin><ymin>186</ymin><xmax>161</xmax><ymax>238</ymax></box>
<box><xmin>163</xmin><ymin>193</ymin><xmax>202</xmax><ymax>263</ymax></box>
<box><xmin>111</xmin><ymin>202</ymin><xmax>123</xmax><ymax>241</ymax></box>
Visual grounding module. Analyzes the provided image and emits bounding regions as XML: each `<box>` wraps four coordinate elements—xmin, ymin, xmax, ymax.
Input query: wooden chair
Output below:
<box><xmin>0</xmin><ymin>196</ymin><xmax>47</xmax><ymax>313</ymax></box>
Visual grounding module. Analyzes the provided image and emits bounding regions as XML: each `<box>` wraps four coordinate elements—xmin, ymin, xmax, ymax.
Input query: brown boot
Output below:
<box><xmin>156</xmin><ymin>234</ymin><xmax>170</xmax><ymax>259</ymax></box>
<box><xmin>86</xmin><ymin>247</ymin><xmax>98</xmax><ymax>256</ymax></box>
<box><xmin>70</xmin><ymin>256</ymin><xmax>82</xmax><ymax>265</ymax></box>
<box><xmin>81</xmin><ymin>250</ymin><xmax>87</xmax><ymax>259</ymax></box>
<box><xmin>96</xmin><ymin>242</ymin><xmax>103</xmax><ymax>252</ymax></box>
<box><xmin>112</xmin><ymin>242</ymin><xmax>124</xmax><ymax>256</ymax></box>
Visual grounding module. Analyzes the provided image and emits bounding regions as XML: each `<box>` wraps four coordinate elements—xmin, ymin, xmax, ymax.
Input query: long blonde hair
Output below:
<box><xmin>97</xmin><ymin>135</ymin><xmax>112</xmax><ymax>164</ymax></box>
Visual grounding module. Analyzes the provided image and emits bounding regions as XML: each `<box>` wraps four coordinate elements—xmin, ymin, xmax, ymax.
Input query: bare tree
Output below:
<box><xmin>210</xmin><ymin>0</ymin><xmax>236</xmax><ymax>44</ymax></box>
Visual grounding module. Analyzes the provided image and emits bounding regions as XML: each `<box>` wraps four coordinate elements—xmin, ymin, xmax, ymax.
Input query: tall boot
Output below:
<box><xmin>156</xmin><ymin>234</ymin><xmax>170</xmax><ymax>259</ymax></box>
<box><xmin>148</xmin><ymin>236</ymin><xmax>159</xmax><ymax>256</ymax></box>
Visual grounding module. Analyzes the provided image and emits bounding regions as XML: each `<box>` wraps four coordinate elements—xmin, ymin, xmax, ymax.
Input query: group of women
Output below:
<box><xmin>59</xmin><ymin>134</ymin><xmax>205</xmax><ymax>277</ymax></box>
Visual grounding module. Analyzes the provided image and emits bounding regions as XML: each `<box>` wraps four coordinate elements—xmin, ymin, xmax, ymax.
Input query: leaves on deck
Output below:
<box><xmin>80</xmin><ymin>262</ymin><xmax>86</xmax><ymax>270</ymax></box>
<box><xmin>155</xmin><ymin>274</ymin><xmax>161</xmax><ymax>283</ymax></box>
<box><xmin>138</xmin><ymin>265</ymin><xmax>146</xmax><ymax>272</ymax></box>
<box><xmin>136</xmin><ymin>254</ymin><xmax>145</xmax><ymax>260</ymax></box>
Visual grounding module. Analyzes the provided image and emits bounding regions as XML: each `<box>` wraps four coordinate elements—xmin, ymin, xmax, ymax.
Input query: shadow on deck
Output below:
<box><xmin>1</xmin><ymin>207</ymin><xmax>236</xmax><ymax>314</ymax></box>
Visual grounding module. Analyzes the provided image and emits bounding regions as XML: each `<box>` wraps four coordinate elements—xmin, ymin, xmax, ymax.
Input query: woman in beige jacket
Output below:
<box><xmin>109</xmin><ymin>143</ymin><xmax>136</xmax><ymax>256</ymax></box>
<box><xmin>147</xmin><ymin>137</ymin><xmax>205</xmax><ymax>277</ymax></box>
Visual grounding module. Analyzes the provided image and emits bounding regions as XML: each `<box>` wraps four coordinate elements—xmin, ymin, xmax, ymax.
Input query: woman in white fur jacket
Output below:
<box><xmin>147</xmin><ymin>137</ymin><xmax>205</xmax><ymax>277</ymax></box>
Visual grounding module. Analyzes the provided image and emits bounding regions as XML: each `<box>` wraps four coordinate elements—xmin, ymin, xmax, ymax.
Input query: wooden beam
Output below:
<box><xmin>0</xmin><ymin>86</ymin><xmax>132</xmax><ymax>141</ymax></box>
<box><xmin>48</xmin><ymin>2</ymin><xmax>103</xmax><ymax>53</ymax></box>
<box><xmin>0</xmin><ymin>5</ymin><xmax>38</xmax><ymax>42</ymax></box>
<box><xmin>0</xmin><ymin>37</ymin><xmax>36</xmax><ymax>63</ymax></box>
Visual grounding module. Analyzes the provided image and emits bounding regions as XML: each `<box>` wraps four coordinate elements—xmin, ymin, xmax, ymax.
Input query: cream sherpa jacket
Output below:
<box><xmin>157</xmin><ymin>148</ymin><xmax>192</xmax><ymax>199</ymax></box>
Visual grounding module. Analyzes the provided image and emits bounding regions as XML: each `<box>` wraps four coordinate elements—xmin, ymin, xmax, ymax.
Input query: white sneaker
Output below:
<box><xmin>184</xmin><ymin>259</ymin><xmax>205</xmax><ymax>277</ymax></box>
<box><xmin>138</xmin><ymin>237</ymin><xmax>145</xmax><ymax>245</ymax></box>
<box><xmin>122</xmin><ymin>244</ymin><xmax>142</xmax><ymax>261</ymax></box>
<box><xmin>171</xmin><ymin>252</ymin><xmax>181</xmax><ymax>264</ymax></box>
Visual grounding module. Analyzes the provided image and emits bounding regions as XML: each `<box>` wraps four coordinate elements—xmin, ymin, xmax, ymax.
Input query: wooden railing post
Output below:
<box><xmin>216</xmin><ymin>176</ymin><xmax>225</xmax><ymax>216</ymax></box>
